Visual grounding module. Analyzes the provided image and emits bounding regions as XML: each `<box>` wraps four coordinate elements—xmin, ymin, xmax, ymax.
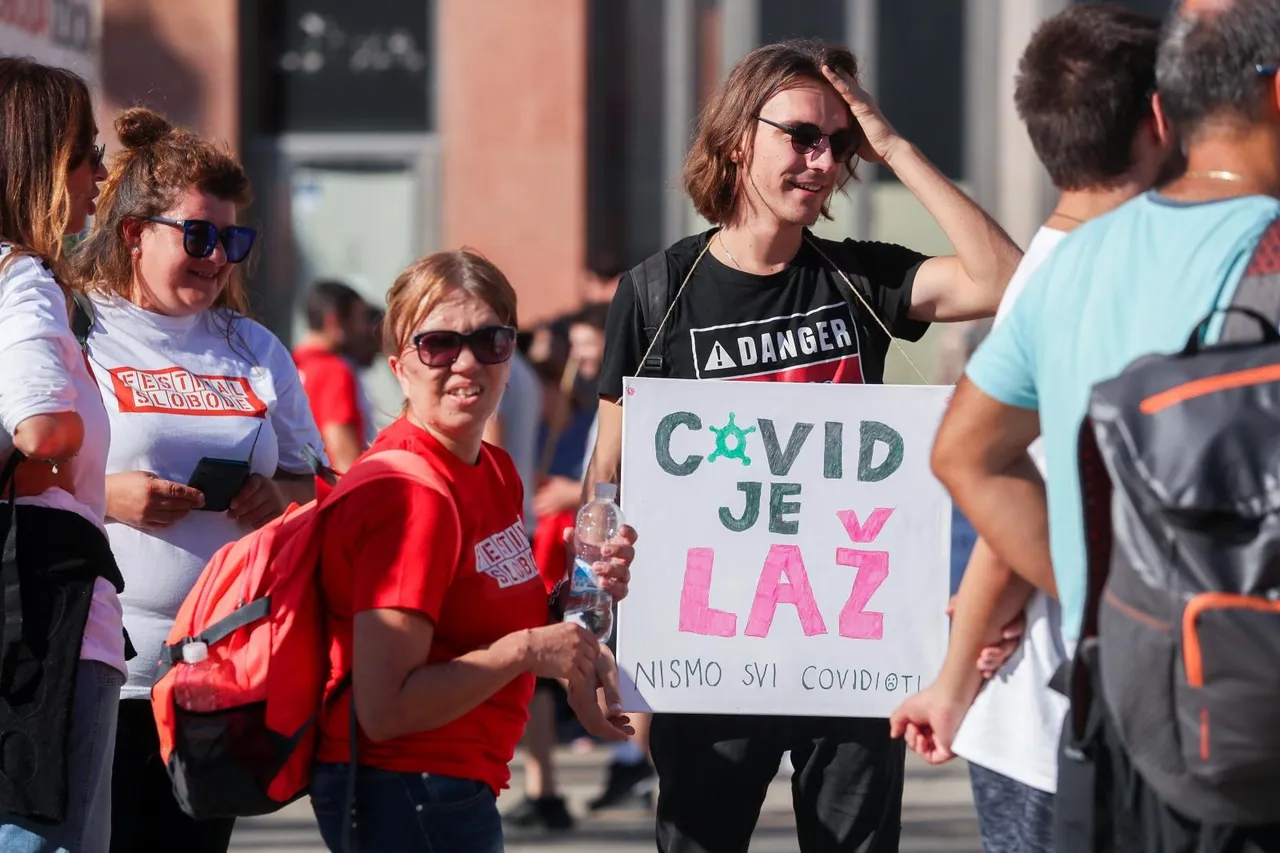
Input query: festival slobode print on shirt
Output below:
<box><xmin>474</xmin><ymin>520</ymin><xmax>541</xmax><ymax>589</ymax></box>
<box><xmin>107</xmin><ymin>365</ymin><xmax>269</xmax><ymax>417</ymax></box>
<box><xmin>691</xmin><ymin>302</ymin><xmax>865</xmax><ymax>384</ymax></box>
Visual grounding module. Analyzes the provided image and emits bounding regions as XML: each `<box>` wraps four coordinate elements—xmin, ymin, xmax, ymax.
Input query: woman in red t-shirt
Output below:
<box><xmin>309</xmin><ymin>249</ymin><xmax>637</xmax><ymax>853</ymax></box>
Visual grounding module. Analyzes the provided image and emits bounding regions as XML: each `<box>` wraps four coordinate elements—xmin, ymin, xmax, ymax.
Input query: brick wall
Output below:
<box><xmin>438</xmin><ymin>0</ymin><xmax>589</xmax><ymax>327</ymax></box>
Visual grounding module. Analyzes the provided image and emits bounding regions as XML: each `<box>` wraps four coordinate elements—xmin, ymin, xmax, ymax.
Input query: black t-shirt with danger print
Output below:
<box><xmin>599</xmin><ymin>229</ymin><xmax>932</xmax><ymax>398</ymax></box>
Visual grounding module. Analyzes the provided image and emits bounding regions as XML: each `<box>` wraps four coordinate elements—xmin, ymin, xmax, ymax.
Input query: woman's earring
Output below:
<box><xmin>131</xmin><ymin>247</ymin><xmax>140</xmax><ymax>256</ymax></box>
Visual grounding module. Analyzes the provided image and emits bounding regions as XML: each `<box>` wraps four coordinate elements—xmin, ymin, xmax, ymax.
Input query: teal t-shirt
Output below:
<box><xmin>965</xmin><ymin>192</ymin><xmax>1280</xmax><ymax>641</ymax></box>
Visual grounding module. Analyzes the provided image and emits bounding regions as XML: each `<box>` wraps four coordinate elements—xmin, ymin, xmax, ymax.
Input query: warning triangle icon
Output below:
<box><xmin>704</xmin><ymin>341</ymin><xmax>737</xmax><ymax>372</ymax></box>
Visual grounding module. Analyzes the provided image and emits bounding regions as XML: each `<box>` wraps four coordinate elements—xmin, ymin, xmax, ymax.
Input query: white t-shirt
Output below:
<box><xmin>950</xmin><ymin>227</ymin><xmax>1072</xmax><ymax>794</ymax></box>
<box><xmin>498</xmin><ymin>352</ymin><xmax>542</xmax><ymax>522</ymax></box>
<box><xmin>86</xmin><ymin>294</ymin><xmax>325</xmax><ymax>699</ymax></box>
<box><xmin>0</xmin><ymin>251</ymin><xmax>124</xmax><ymax>675</ymax></box>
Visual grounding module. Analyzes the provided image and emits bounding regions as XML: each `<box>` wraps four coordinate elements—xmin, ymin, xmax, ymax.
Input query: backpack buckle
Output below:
<box><xmin>164</xmin><ymin>639</ymin><xmax>193</xmax><ymax>665</ymax></box>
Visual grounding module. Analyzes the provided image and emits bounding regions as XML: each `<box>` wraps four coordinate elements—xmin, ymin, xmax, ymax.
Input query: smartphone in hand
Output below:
<box><xmin>187</xmin><ymin>457</ymin><xmax>251</xmax><ymax>512</ymax></box>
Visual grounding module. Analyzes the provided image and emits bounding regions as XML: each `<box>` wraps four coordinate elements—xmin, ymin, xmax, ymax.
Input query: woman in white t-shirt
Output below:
<box><xmin>69</xmin><ymin>108</ymin><xmax>325</xmax><ymax>853</ymax></box>
<box><xmin>0</xmin><ymin>59</ymin><xmax>120</xmax><ymax>853</ymax></box>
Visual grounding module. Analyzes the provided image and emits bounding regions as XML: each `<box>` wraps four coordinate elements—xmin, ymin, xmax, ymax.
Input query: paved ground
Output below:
<box><xmin>229</xmin><ymin>747</ymin><xmax>980</xmax><ymax>852</ymax></box>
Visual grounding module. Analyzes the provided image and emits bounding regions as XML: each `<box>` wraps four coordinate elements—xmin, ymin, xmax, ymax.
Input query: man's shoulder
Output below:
<box><xmin>661</xmin><ymin>230</ymin><xmax>715</xmax><ymax>265</ymax></box>
<box><xmin>627</xmin><ymin>231</ymin><xmax>715</xmax><ymax>286</ymax></box>
<box><xmin>805</xmin><ymin>232</ymin><xmax>929</xmax><ymax>261</ymax></box>
<box><xmin>992</xmin><ymin>228</ymin><xmax>1068</xmax><ymax>327</ymax></box>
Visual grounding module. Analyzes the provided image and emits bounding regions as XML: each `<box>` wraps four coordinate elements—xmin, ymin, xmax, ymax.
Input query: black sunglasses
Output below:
<box><xmin>756</xmin><ymin>116</ymin><xmax>859</xmax><ymax>162</ymax></box>
<box><xmin>149</xmin><ymin>217</ymin><xmax>257</xmax><ymax>264</ymax></box>
<box><xmin>71</xmin><ymin>142</ymin><xmax>105</xmax><ymax>171</ymax></box>
<box><xmin>411</xmin><ymin>325</ymin><xmax>517</xmax><ymax>368</ymax></box>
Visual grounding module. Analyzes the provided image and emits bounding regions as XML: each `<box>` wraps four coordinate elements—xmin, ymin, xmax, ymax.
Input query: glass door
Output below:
<box><xmin>288</xmin><ymin>162</ymin><xmax>419</xmax><ymax>429</ymax></box>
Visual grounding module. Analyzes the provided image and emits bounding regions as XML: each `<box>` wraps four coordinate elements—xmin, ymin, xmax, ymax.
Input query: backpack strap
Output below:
<box><xmin>69</xmin><ymin>291</ymin><xmax>95</xmax><ymax>352</ymax></box>
<box><xmin>1063</xmin><ymin>415</ymin><xmax>1115</xmax><ymax>744</ymax></box>
<box><xmin>322</xmin><ymin>448</ymin><xmax>444</xmax><ymax>503</ymax></box>
<box><xmin>629</xmin><ymin>251</ymin><xmax>670</xmax><ymax>377</ymax></box>
<box><xmin>1222</xmin><ymin>215</ymin><xmax>1280</xmax><ymax>342</ymax></box>
<box><xmin>159</xmin><ymin>597</ymin><xmax>272</xmax><ymax>670</ymax></box>
<box><xmin>0</xmin><ymin>451</ymin><xmax>24</xmax><ymax>689</ymax></box>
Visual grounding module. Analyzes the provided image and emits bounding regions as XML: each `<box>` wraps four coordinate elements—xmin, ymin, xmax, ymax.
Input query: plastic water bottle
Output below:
<box><xmin>174</xmin><ymin>641</ymin><xmax>218</xmax><ymax>713</ymax></box>
<box><xmin>565</xmin><ymin>483</ymin><xmax>623</xmax><ymax>642</ymax></box>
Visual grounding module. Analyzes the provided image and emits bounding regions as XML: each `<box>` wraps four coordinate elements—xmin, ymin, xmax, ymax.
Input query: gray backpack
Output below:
<box><xmin>1078</xmin><ymin>216</ymin><xmax>1280</xmax><ymax>826</ymax></box>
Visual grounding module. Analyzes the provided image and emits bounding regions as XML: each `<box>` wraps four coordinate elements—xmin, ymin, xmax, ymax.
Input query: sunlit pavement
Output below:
<box><xmin>229</xmin><ymin>746</ymin><xmax>980</xmax><ymax>852</ymax></box>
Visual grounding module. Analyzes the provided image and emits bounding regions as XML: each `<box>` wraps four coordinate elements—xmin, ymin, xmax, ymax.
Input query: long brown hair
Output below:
<box><xmin>681</xmin><ymin>39</ymin><xmax>860</xmax><ymax>225</ymax></box>
<box><xmin>71</xmin><ymin>107</ymin><xmax>253</xmax><ymax>317</ymax></box>
<box><xmin>0</xmin><ymin>58</ymin><xmax>94</xmax><ymax>275</ymax></box>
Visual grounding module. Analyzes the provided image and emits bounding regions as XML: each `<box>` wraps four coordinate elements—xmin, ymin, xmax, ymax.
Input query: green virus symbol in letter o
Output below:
<box><xmin>708</xmin><ymin>412</ymin><xmax>755</xmax><ymax>466</ymax></box>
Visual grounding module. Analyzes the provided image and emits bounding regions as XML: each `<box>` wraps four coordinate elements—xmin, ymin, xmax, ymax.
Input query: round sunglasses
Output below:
<box><xmin>411</xmin><ymin>325</ymin><xmax>517</xmax><ymax>367</ymax></box>
<box><xmin>756</xmin><ymin>115</ymin><xmax>860</xmax><ymax>162</ymax></box>
<box><xmin>148</xmin><ymin>216</ymin><xmax>257</xmax><ymax>264</ymax></box>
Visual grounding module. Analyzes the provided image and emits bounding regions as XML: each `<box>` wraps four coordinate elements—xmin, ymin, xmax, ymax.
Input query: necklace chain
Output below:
<box><xmin>1185</xmin><ymin>170</ymin><xmax>1246</xmax><ymax>182</ymax></box>
<box><xmin>718</xmin><ymin>232</ymin><xmax>744</xmax><ymax>270</ymax></box>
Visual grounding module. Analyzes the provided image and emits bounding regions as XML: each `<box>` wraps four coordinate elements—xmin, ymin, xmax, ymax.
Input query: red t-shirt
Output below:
<box><xmin>293</xmin><ymin>343</ymin><xmax>366</xmax><ymax>449</ymax></box>
<box><xmin>315</xmin><ymin>417</ymin><xmax>557</xmax><ymax>792</ymax></box>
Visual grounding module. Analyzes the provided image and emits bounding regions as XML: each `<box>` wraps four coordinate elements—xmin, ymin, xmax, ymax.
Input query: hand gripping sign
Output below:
<box><xmin>617</xmin><ymin>377</ymin><xmax>951</xmax><ymax>718</ymax></box>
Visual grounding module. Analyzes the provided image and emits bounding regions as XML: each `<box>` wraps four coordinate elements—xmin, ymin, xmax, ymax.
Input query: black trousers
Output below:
<box><xmin>649</xmin><ymin>713</ymin><xmax>904</xmax><ymax>853</ymax></box>
<box><xmin>1055</xmin><ymin>667</ymin><xmax>1280</xmax><ymax>853</ymax></box>
<box><xmin>109</xmin><ymin>698</ymin><xmax>236</xmax><ymax>853</ymax></box>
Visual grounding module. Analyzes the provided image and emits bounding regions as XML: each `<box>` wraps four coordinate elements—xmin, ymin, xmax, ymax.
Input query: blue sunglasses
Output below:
<box><xmin>149</xmin><ymin>216</ymin><xmax>257</xmax><ymax>264</ymax></box>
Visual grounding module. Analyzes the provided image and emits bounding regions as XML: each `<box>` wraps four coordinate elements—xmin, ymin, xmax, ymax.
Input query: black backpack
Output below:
<box><xmin>1077</xmin><ymin>216</ymin><xmax>1280</xmax><ymax>826</ymax></box>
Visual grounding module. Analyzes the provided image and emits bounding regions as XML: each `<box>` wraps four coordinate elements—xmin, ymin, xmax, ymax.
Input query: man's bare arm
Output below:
<box><xmin>931</xmin><ymin>378</ymin><xmax>1056</xmax><ymax>597</ymax></box>
<box><xmin>937</xmin><ymin>539</ymin><xmax>1036</xmax><ymax>703</ymax></box>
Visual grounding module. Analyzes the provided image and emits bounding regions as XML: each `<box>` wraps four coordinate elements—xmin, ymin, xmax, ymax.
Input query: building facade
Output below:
<box><xmin>90</xmin><ymin>0</ymin><xmax>1173</xmax><ymax>390</ymax></box>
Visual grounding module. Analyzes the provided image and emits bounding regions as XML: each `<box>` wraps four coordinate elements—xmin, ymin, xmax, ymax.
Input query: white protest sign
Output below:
<box><xmin>617</xmin><ymin>377</ymin><xmax>951</xmax><ymax>718</ymax></box>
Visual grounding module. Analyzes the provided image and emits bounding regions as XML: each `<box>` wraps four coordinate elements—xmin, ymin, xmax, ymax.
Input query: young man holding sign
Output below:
<box><xmin>587</xmin><ymin>38</ymin><xmax>1020</xmax><ymax>853</ymax></box>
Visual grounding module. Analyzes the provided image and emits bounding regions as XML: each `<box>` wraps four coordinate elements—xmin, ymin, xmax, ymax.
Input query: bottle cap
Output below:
<box><xmin>595</xmin><ymin>483</ymin><xmax>618</xmax><ymax>501</ymax></box>
<box><xmin>182</xmin><ymin>641</ymin><xmax>209</xmax><ymax>665</ymax></box>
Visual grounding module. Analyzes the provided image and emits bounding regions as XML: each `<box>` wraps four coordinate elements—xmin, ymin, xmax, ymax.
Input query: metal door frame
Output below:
<box><xmin>245</xmin><ymin>132</ymin><xmax>441</xmax><ymax>342</ymax></box>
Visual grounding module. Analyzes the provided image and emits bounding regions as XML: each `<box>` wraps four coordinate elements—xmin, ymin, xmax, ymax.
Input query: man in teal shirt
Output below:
<box><xmin>932</xmin><ymin>0</ymin><xmax>1280</xmax><ymax>850</ymax></box>
<box><xmin>966</xmin><ymin>194</ymin><xmax>1280</xmax><ymax>642</ymax></box>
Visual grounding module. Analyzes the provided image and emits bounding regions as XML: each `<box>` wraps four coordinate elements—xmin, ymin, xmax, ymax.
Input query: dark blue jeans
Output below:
<box><xmin>311</xmin><ymin>763</ymin><xmax>503</xmax><ymax>853</ymax></box>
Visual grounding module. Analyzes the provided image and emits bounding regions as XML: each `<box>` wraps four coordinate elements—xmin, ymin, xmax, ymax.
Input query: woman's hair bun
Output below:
<box><xmin>115</xmin><ymin>107</ymin><xmax>172</xmax><ymax>150</ymax></box>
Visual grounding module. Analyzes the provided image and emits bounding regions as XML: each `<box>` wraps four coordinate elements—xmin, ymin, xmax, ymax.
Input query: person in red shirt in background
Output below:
<box><xmin>292</xmin><ymin>280</ymin><xmax>381</xmax><ymax>473</ymax></box>
<box><xmin>307</xmin><ymin>249</ymin><xmax>639</xmax><ymax>853</ymax></box>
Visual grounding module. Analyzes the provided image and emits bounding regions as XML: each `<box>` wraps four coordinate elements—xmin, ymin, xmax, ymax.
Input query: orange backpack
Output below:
<box><xmin>151</xmin><ymin>449</ymin><xmax>442</xmax><ymax>818</ymax></box>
